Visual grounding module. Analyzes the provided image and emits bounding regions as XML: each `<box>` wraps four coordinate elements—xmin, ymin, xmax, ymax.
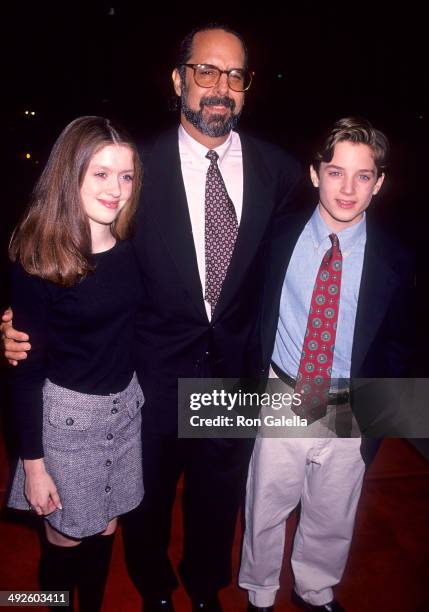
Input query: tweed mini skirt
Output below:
<box><xmin>8</xmin><ymin>373</ymin><xmax>144</xmax><ymax>538</ymax></box>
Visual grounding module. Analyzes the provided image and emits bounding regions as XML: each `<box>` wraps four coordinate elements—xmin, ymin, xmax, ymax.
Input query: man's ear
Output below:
<box><xmin>372</xmin><ymin>172</ymin><xmax>385</xmax><ymax>195</ymax></box>
<box><xmin>172</xmin><ymin>68</ymin><xmax>182</xmax><ymax>97</ymax></box>
<box><xmin>310</xmin><ymin>165</ymin><xmax>319</xmax><ymax>188</ymax></box>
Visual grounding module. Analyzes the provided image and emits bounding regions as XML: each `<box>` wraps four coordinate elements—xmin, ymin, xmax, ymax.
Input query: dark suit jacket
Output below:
<box><xmin>261</xmin><ymin>211</ymin><xmax>416</xmax><ymax>462</ymax></box>
<box><xmin>132</xmin><ymin>128</ymin><xmax>301</xmax><ymax>431</ymax></box>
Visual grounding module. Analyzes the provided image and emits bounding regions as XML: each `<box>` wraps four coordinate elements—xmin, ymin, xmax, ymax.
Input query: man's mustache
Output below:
<box><xmin>200</xmin><ymin>96</ymin><xmax>236</xmax><ymax>111</ymax></box>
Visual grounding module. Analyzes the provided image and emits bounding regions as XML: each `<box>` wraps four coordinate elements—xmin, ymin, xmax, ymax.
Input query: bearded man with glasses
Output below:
<box><xmin>177</xmin><ymin>62</ymin><xmax>254</xmax><ymax>137</ymax></box>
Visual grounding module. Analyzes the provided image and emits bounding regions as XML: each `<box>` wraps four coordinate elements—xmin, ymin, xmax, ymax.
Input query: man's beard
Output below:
<box><xmin>181</xmin><ymin>83</ymin><xmax>242</xmax><ymax>137</ymax></box>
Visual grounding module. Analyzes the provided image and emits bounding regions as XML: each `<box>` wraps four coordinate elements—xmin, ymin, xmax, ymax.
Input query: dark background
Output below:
<box><xmin>1</xmin><ymin>2</ymin><xmax>425</xmax><ymax>365</ymax></box>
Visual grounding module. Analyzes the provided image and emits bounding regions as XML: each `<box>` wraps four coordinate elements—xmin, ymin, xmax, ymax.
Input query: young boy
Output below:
<box><xmin>239</xmin><ymin>117</ymin><xmax>415</xmax><ymax>611</ymax></box>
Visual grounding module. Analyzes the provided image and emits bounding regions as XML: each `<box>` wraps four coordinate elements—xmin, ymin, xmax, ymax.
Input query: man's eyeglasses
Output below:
<box><xmin>181</xmin><ymin>64</ymin><xmax>254</xmax><ymax>92</ymax></box>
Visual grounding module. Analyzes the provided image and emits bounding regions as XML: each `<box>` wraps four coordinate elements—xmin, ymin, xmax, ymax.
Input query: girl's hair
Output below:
<box><xmin>9</xmin><ymin>116</ymin><xmax>142</xmax><ymax>286</ymax></box>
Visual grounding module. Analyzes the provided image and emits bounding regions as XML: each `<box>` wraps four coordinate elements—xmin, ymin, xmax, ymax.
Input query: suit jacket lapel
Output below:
<box><xmin>148</xmin><ymin>129</ymin><xmax>207</xmax><ymax>319</ymax></box>
<box><xmin>351</xmin><ymin>225</ymin><xmax>400</xmax><ymax>375</ymax></box>
<box><xmin>261</xmin><ymin>214</ymin><xmax>310</xmax><ymax>364</ymax></box>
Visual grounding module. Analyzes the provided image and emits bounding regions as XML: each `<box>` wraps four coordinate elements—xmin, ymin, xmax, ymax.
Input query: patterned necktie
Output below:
<box><xmin>293</xmin><ymin>233</ymin><xmax>343</xmax><ymax>423</ymax></box>
<box><xmin>204</xmin><ymin>149</ymin><xmax>238</xmax><ymax>311</ymax></box>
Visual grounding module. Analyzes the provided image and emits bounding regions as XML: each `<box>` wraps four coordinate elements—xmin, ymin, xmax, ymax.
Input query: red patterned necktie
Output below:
<box><xmin>204</xmin><ymin>149</ymin><xmax>238</xmax><ymax>311</ymax></box>
<box><xmin>293</xmin><ymin>233</ymin><xmax>342</xmax><ymax>423</ymax></box>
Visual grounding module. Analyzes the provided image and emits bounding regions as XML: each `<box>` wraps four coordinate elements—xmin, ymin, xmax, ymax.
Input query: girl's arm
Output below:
<box><xmin>10</xmin><ymin>263</ymin><xmax>62</xmax><ymax>514</ymax></box>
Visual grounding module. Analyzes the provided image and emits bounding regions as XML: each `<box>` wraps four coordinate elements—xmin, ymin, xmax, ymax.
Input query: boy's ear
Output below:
<box><xmin>372</xmin><ymin>172</ymin><xmax>385</xmax><ymax>195</ymax></box>
<box><xmin>310</xmin><ymin>165</ymin><xmax>319</xmax><ymax>188</ymax></box>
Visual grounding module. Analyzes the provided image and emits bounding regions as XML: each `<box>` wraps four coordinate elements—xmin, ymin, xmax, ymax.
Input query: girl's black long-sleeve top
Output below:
<box><xmin>10</xmin><ymin>240</ymin><xmax>143</xmax><ymax>459</ymax></box>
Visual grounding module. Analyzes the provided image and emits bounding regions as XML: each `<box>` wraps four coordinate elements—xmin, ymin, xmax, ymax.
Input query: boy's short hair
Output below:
<box><xmin>313</xmin><ymin>117</ymin><xmax>389</xmax><ymax>177</ymax></box>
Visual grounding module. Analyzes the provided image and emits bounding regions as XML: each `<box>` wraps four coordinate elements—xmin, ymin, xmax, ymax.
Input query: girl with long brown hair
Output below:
<box><xmin>7</xmin><ymin>116</ymin><xmax>144</xmax><ymax>610</ymax></box>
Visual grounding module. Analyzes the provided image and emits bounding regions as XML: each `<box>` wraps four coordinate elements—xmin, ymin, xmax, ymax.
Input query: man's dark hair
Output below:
<box><xmin>176</xmin><ymin>23</ymin><xmax>248</xmax><ymax>70</ymax></box>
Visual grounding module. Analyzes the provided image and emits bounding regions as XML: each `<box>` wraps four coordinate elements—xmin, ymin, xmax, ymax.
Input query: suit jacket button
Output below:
<box><xmin>65</xmin><ymin>417</ymin><xmax>74</xmax><ymax>426</ymax></box>
<box><xmin>105</xmin><ymin>485</ymin><xmax>111</xmax><ymax>493</ymax></box>
<box><xmin>111</xmin><ymin>408</ymin><xmax>118</xmax><ymax>414</ymax></box>
<box><xmin>105</xmin><ymin>460</ymin><xmax>112</xmax><ymax>467</ymax></box>
<box><xmin>107</xmin><ymin>433</ymin><xmax>113</xmax><ymax>440</ymax></box>
<box><xmin>113</xmin><ymin>398</ymin><xmax>119</xmax><ymax>405</ymax></box>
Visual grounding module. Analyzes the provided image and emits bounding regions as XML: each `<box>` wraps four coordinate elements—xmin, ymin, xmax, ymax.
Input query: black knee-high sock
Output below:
<box><xmin>39</xmin><ymin>540</ymin><xmax>81</xmax><ymax>611</ymax></box>
<box><xmin>77</xmin><ymin>533</ymin><xmax>115</xmax><ymax>612</ymax></box>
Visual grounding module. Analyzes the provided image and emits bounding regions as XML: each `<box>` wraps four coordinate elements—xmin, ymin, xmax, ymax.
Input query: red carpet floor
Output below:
<box><xmin>1</xmin><ymin>432</ymin><xmax>428</xmax><ymax>611</ymax></box>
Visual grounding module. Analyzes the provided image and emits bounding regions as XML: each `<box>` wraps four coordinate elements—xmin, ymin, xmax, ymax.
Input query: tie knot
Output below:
<box><xmin>329</xmin><ymin>233</ymin><xmax>340</xmax><ymax>250</ymax></box>
<box><xmin>206</xmin><ymin>150</ymin><xmax>219</xmax><ymax>164</ymax></box>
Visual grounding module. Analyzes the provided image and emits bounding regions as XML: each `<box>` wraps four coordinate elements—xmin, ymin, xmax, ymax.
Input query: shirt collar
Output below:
<box><xmin>309</xmin><ymin>205</ymin><xmax>366</xmax><ymax>252</ymax></box>
<box><xmin>178</xmin><ymin>124</ymin><xmax>234</xmax><ymax>166</ymax></box>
